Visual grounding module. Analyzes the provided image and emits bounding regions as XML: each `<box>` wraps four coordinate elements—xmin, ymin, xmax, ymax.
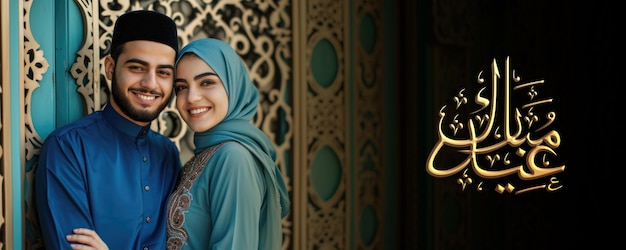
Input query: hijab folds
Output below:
<box><xmin>176</xmin><ymin>38</ymin><xmax>290</xmax><ymax>245</ymax></box>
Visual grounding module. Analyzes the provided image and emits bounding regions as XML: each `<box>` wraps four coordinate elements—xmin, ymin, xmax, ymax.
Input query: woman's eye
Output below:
<box><xmin>174</xmin><ymin>85</ymin><xmax>187</xmax><ymax>94</ymax></box>
<box><xmin>200</xmin><ymin>80</ymin><xmax>214</xmax><ymax>86</ymax></box>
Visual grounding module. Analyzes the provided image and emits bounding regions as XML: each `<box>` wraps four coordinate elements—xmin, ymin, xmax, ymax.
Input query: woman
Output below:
<box><xmin>66</xmin><ymin>38</ymin><xmax>290</xmax><ymax>249</ymax></box>
<box><xmin>166</xmin><ymin>37</ymin><xmax>290</xmax><ymax>249</ymax></box>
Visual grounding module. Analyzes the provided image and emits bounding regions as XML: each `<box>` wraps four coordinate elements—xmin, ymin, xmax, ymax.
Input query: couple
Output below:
<box><xmin>35</xmin><ymin>10</ymin><xmax>289</xmax><ymax>249</ymax></box>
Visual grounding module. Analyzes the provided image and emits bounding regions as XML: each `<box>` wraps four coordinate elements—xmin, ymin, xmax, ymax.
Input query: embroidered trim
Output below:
<box><xmin>166</xmin><ymin>142</ymin><xmax>227</xmax><ymax>249</ymax></box>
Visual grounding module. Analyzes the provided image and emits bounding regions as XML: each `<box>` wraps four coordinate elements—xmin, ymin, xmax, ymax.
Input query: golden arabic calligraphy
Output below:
<box><xmin>426</xmin><ymin>57</ymin><xmax>565</xmax><ymax>194</ymax></box>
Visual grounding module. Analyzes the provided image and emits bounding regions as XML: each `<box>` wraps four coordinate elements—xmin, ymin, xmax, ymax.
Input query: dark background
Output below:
<box><xmin>396</xmin><ymin>1</ymin><xmax>618</xmax><ymax>249</ymax></box>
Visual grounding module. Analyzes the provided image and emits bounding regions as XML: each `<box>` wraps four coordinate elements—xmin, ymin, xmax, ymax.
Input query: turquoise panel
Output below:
<box><xmin>360</xmin><ymin>204</ymin><xmax>377</xmax><ymax>245</ymax></box>
<box><xmin>310</xmin><ymin>146</ymin><xmax>341</xmax><ymax>200</ymax></box>
<box><xmin>29</xmin><ymin>0</ymin><xmax>56</xmax><ymax>138</ymax></box>
<box><xmin>359</xmin><ymin>13</ymin><xmax>376</xmax><ymax>54</ymax></box>
<box><xmin>9</xmin><ymin>0</ymin><xmax>24</xmax><ymax>248</ymax></box>
<box><xmin>31</xmin><ymin>0</ymin><xmax>84</xmax><ymax>139</ymax></box>
<box><xmin>55</xmin><ymin>0</ymin><xmax>86</xmax><ymax>127</ymax></box>
<box><xmin>310</xmin><ymin>39</ymin><xmax>338</xmax><ymax>88</ymax></box>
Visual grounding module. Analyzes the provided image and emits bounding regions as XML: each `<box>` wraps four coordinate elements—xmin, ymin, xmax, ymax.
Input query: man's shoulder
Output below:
<box><xmin>46</xmin><ymin>111</ymin><xmax>105</xmax><ymax>138</ymax></box>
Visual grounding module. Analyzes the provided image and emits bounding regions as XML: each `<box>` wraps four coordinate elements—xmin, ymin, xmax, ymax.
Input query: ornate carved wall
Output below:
<box><xmin>9</xmin><ymin>0</ymin><xmax>387</xmax><ymax>249</ymax></box>
<box><xmin>0</xmin><ymin>1</ymin><xmax>7</xmax><ymax>248</ymax></box>
<box><xmin>352</xmin><ymin>0</ymin><xmax>385</xmax><ymax>249</ymax></box>
<box><xmin>23</xmin><ymin>0</ymin><xmax>295</xmax><ymax>248</ymax></box>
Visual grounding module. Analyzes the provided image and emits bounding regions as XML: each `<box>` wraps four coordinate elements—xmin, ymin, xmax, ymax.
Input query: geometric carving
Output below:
<box><xmin>353</xmin><ymin>0</ymin><xmax>384</xmax><ymax>248</ymax></box>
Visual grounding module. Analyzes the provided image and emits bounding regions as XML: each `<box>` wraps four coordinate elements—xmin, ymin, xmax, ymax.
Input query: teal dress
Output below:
<box><xmin>166</xmin><ymin>38</ymin><xmax>290</xmax><ymax>249</ymax></box>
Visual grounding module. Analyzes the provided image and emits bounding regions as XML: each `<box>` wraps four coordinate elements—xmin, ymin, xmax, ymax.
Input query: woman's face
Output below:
<box><xmin>174</xmin><ymin>53</ymin><xmax>228</xmax><ymax>132</ymax></box>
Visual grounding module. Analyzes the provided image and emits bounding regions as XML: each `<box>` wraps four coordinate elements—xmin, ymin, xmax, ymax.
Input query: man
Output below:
<box><xmin>35</xmin><ymin>10</ymin><xmax>181</xmax><ymax>249</ymax></box>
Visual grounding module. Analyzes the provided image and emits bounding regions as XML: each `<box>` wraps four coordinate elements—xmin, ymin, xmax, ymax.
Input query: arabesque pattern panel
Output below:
<box><xmin>18</xmin><ymin>0</ymin><xmax>387</xmax><ymax>249</ymax></box>
<box><xmin>24</xmin><ymin>0</ymin><xmax>294</xmax><ymax>248</ymax></box>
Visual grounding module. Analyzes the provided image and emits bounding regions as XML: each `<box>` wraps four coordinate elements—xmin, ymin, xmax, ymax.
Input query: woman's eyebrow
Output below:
<box><xmin>194</xmin><ymin>72</ymin><xmax>218</xmax><ymax>81</ymax></box>
<box><xmin>175</xmin><ymin>72</ymin><xmax>218</xmax><ymax>83</ymax></box>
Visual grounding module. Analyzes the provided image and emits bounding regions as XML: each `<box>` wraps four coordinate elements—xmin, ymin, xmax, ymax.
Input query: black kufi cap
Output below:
<box><xmin>111</xmin><ymin>10</ymin><xmax>178</xmax><ymax>53</ymax></box>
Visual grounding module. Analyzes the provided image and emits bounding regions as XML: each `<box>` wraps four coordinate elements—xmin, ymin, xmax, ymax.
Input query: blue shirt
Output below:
<box><xmin>36</xmin><ymin>104</ymin><xmax>182</xmax><ymax>250</ymax></box>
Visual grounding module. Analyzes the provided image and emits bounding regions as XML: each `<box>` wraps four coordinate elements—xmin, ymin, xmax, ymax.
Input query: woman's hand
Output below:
<box><xmin>66</xmin><ymin>228</ymin><xmax>109</xmax><ymax>250</ymax></box>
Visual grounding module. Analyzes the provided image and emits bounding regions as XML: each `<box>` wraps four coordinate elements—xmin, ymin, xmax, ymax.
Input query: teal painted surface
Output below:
<box><xmin>359</xmin><ymin>13</ymin><xmax>376</xmax><ymax>54</ymax></box>
<box><xmin>31</xmin><ymin>0</ymin><xmax>84</xmax><ymax>139</ymax></box>
<box><xmin>310</xmin><ymin>39</ymin><xmax>338</xmax><ymax>88</ymax></box>
<box><xmin>310</xmin><ymin>146</ymin><xmax>342</xmax><ymax>200</ymax></box>
<box><xmin>29</xmin><ymin>0</ymin><xmax>56</xmax><ymax>139</ymax></box>
<box><xmin>25</xmin><ymin>0</ymin><xmax>56</xmax><ymax>247</ymax></box>
<box><xmin>10</xmin><ymin>0</ymin><xmax>23</xmax><ymax>248</ymax></box>
<box><xmin>54</xmin><ymin>0</ymin><xmax>85</xmax><ymax>127</ymax></box>
<box><xmin>359</xmin><ymin>205</ymin><xmax>377</xmax><ymax>244</ymax></box>
<box><xmin>21</xmin><ymin>0</ymin><xmax>83</xmax><ymax>246</ymax></box>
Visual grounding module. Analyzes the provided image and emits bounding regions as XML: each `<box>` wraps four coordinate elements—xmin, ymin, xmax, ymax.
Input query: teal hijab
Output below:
<box><xmin>176</xmin><ymin>38</ymin><xmax>290</xmax><ymax>244</ymax></box>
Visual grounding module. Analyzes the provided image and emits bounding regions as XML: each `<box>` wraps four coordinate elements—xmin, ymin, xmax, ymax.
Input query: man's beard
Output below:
<box><xmin>110</xmin><ymin>72</ymin><xmax>171</xmax><ymax>123</ymax></box>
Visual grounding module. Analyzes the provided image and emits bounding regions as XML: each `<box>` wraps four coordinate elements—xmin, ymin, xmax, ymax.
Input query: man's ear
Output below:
<box><xmin>104</xmin><ymin>55</ymin><xmax>114</xmax><ymax>80</ymax></box>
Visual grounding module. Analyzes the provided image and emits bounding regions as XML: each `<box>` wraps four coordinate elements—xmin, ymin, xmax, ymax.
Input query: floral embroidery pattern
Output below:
<box><xmin>166</xmin><ymin>142</ymin><xmax>226</xmax><ymax>249</ymax></box>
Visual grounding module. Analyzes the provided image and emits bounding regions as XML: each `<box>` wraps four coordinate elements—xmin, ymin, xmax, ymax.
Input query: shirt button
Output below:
<box><xmin>146</xmin><ymin>216</ymin><xmax>151</xmax><ymax>223</ymax></box>
<box><xmin>142</xmin><ymin>156</ymin><xmax>147</xmax><ymax>162</ymax></box>
<box><xmin>144</xmin><ymin>185</ymin><xmax>150</xmax><ymax>191</ymax></box>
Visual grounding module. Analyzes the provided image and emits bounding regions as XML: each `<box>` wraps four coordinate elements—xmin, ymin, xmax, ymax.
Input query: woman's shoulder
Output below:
<box><xmin>211</xmin><ymin>141</ymin><xmax>250</xmax><ymax>155</ymax></box>
<box><xmin>211</xmin><ymin>141</ymin><xmax>255</xmax><ymax>163</ymax></box>
<box><xmin>205</xmin><ymin>141</ymin><xmax>262</xmax><ymax>179</ymax></box>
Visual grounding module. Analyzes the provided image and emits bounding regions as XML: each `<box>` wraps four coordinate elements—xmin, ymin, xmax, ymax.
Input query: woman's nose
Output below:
<box><xmin>187</xmin><ymin>86</ymin><xmax>202</xmax><ymax>102</ymax></box>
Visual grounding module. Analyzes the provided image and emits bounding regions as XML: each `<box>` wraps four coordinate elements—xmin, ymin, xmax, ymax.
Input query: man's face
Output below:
<box><xmin>105</xmin><ymin>40</ymin><xmax>176</xmax><ymax>125</ymax></box>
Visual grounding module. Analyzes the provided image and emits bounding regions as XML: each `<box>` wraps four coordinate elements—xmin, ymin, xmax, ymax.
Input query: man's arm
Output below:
<box><xmin>36</xmin><ymin>134</ymin><xmax>93</xmax><ymax>249</ymax></box>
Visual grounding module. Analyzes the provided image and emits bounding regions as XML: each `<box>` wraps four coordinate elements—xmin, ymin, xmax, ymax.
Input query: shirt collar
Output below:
<box><xmin>102</xmin><ymin>104</ymin><xmax>151</xmax><ymax>138</ymax></box>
